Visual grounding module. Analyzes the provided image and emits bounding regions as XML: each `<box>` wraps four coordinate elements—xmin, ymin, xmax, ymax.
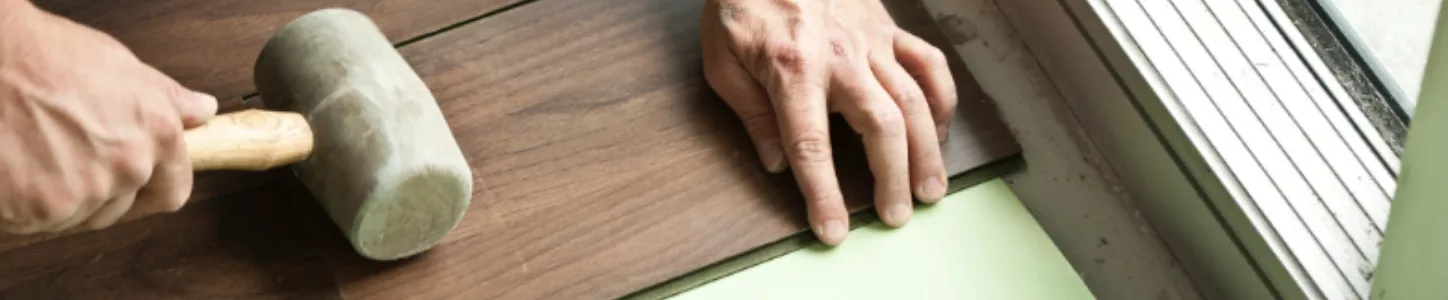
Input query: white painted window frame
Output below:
<box><xmin>980</xmin><ymin>0</ymin><xmax>1412</xmax><ymax>299</ymax></box>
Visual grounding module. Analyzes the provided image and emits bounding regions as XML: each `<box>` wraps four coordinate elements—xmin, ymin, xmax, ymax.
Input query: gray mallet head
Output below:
<box><xmin>253</xmin><ymin>8</ymin><xmax>473</xmax><ymax>261</ymax></box>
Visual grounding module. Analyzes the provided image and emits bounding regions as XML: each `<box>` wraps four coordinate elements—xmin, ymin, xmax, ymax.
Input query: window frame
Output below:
<box><xmin>1271</xmin><ymin>0</ymin><xmax>1410</xmax><ymax>155</ymax></box>
<box><xmin>990</xmin><ymin>0</ymin><xmax>1413</xmax><ymax>298</ymax></box>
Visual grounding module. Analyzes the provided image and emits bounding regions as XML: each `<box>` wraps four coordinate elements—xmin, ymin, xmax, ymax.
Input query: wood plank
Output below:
<box><xmin>32</xmin><ymin>0</ymin><xmax>527</xmax><ymax>102</ymax></box>
<box><xmin>321</xmin><ymin>0</ymin><xmax>1019</xmax><ymax>299</ymax></box>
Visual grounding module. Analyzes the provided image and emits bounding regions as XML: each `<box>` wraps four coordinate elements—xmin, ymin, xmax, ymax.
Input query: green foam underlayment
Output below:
<box><xmin>1369</xmin><ymin>3</ymin><xmax>1448</xmax><ymax>298</ymax></box>
<box><xmin>624</xmin><ymin>156</ymin><xmax>1093</xmax><ymax>299</ymax></box>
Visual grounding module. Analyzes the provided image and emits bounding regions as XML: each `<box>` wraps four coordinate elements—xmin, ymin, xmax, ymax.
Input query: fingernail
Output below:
<box><xmin>885</xmin><ymin>202</ymin><xmax>912</xmax><ymax>227</ymax></box>
<box><xmin>937</xmin><ymin>123</ymin><xmax>950</xmax><ymax>142</ymax></box>
<box><xmin>815</xmin><ymin>219</ymin><xmax>847</xmax><ymax>245</ymax></box>
<box><xmin>921</xmin><ymin>176</ymin><xmax>945</xmax><ymax>202</ymax></box>
<box><xmin>759</xmin><ymin>139</ymin><xmax>787</xmax><ymax>173</ymax></box>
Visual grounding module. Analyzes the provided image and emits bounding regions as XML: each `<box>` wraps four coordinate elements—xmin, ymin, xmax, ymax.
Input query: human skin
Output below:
<box><xmin>700</xmin><ymin>0</ymin><xmax>958</xmax><ymax>245</ymax></box>
<box><xmin>0</xmin><ymin>0</ymin><xmax>218</xmax><ymax>234</ymax></box>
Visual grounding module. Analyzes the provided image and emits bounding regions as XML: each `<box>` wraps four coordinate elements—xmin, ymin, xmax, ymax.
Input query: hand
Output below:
<box><xmin>0</xmin><ymin>1</ymin><xmax>218</xmax><ymax>234</ymax></box>
<box><xmin>701</xmin><ymin>0</ymin><xmax>957</xmax><ymax>245</ymax></box>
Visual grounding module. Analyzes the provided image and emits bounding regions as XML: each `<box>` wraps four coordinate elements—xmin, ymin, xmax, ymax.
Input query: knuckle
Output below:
<box><xmin>862</xmin><ymin>107</ymin><xmax>905</xmax><ymax>138</ymax></box>
<box><xmin>158</xmin><ymin>175</ymin><xmax>192</xmax><ymax>213</ymax></box>
<box><xmin>139</xmin><ymin>109</ymin><xmax>183</xmax><ymax>149</ymax></box>
<box><xmin>938</xmin><ymin>104</ymin><xmax>958</xmax><ymax>123</ymax></box>
<box><xmin>787</xmin><ymin>133</ymin><xmax>833</xmax><ymax>165</ymax></box>
<box><xmin>923</xmin><ymin>47</ymin><xmax>948</xmax><ymax>67</ymax></box>
<box><xmin>152</xmin><ymin>105</ymin><xmax>184</xmax><ymax>129</ymax></box>
<box><xmin>151</xmin><ymin>123</ymin><xmax>181</xmax><ymax>146</ymax></box>
<box><xmin>934</xmin><ymin>94</ymin><xmax>960</xmax><ymax>123</ymax></box>
<box><xmin>33</xmin><ymin>189</ymin><xmax>78</xmax><ymax>222</ymax></box>
<box><xmin>805</xmin><ymin>186</ymin><xmax>841</xmax><ymax>204</ymax></box>
<box><xmin>829</xmin><ymin>36</ymin><xmax>851</xmax><ymax>58</ymax></box>
<box><xmin>892</xmin><ymin>86</ymin><xmax>927</xmax><ymax>113</ymax></box>
<box><xmin>763</xmin><ymin>42</ymin><xmax>812</xmax><ymax>74</ymax></box>
<box><xmin>739</xmin><ymin>110</ymin><xmax>776</xmax><ymax>136</ymax></box>
<box><xmin>113</xmin><ymin>155</ymin><xmax>151</xmax><ymax>186</ymax></box>
<box><xmin>716</xmin><ymin>2</ymin><xmax>741</xmax><ymax>22</ymax></box>
<box><xmin>715</xmin><ymin>0</ymin><xmax>753</xmax><ymax>25</ymax></box>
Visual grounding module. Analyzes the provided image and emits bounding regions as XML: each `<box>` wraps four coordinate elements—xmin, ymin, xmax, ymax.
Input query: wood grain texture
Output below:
<box><xmin>185</xmin><ymin>110</ymin><xmax>314</xmax><ymax>171</ymax></box>
<box><xmin>31</xmin><ymin>0</ymin><xmax>526</xmax><ymax>102</ymax></box>
<box><xmin>0</xmin><ymin>0</ymin><xmax>1019</xmax><ymax>298</ymax></box>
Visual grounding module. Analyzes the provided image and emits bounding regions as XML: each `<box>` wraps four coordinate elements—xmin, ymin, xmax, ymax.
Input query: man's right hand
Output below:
<box><xmin>0</xmin><ymin>0</ymin><xmax>218</xmax><ymax>234</ymax></box>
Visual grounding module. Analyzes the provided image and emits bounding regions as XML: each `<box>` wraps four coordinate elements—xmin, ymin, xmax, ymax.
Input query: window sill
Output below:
<box><xmin>987</xmin><ymin>0</ymin><xmax>1405</xmax><ymax>299</ymax></box>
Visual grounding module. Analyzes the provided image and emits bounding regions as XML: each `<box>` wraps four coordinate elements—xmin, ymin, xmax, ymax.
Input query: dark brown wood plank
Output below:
<box><xmin>322</xmin><ymin>0</ymin><xmax>1019</xmax><ymax>299</ymax></box>
<box><xmin>32</xmin><ymin>0</ymin><xmax>527</xmax><ymax>102</ymax></box>
<box><xmin>0</xmin><ymin>180</ymin><xmax>342</xmax><ymax>299</ymax></box>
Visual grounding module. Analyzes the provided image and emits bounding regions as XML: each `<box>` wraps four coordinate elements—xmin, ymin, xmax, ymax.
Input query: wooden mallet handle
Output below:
<box><xmin>184</xmin><ymin>109</ymin><xmax>314</xmax><ymax>171</ymax></box>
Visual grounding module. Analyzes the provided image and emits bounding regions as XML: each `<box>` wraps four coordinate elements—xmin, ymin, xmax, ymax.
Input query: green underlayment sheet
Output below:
<box><xmin>1369</xmin><ymin>2</ymin><xmax>1448</xmax><ymax>298</ymax></box>
<box><xmin>660</xmin><ymin>178</ymin><xmax>1094</xmax><ymax>299</ymax></box>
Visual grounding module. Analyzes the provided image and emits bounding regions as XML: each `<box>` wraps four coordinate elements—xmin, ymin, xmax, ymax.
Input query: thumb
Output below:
<box><xmin>174</xmin><ymin>90</ymin><xmax>218</xmax><ymax>128</ymax></box>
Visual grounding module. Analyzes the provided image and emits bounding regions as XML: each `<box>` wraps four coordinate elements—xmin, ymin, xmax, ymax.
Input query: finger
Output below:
<box><xmin>761</xmin><ymin>47</ymin><xmax>849</xmax><ymax>245</ymax></box>
<box><xmin>704</xmin><ymin>49</ymin><xmax>787</xmax><ymax>172</ymax></box>
<box><xmin>131</xmin><ymin>128</ymin><xmax>193</xmax><ymax>219</ymax></box>
<box><xmin>169</xmin><ymin>85</ymin><xmax>218</xmax><ymax>128</ymax></box>
<box><xmin>39</xmin><ymin>195</ymin><xmax>107</xmax><ymax>233</ymax></box>
<box><xmin>0</xmin><ymin>185</ymin><xmax>43</xmax><ymax>234</ymax></box>
<box><xmin>40</xmin><ymin>156</ymin><xmax>144</xmax><ymax>233</ymax></box>
<box><xmin>872</xmin><ymin>56</ymin><xmax>948</xmax><ymax>203</ymax></box>
<box><xmin>894</xmin><ymin>31</ymin><xmax>957</xmax><ymax>141</ymax></box>
<box><xmin>3</xmin><ymin>223</ymin><xmax>43</xmax><ymax>235</ymax></box>
<box><xmin>83</xmin><ymin>189</ymin><xmax>137</xmax><ymax>230</ymax></box>
<box><xmin>833</xmin><ymin>66</ymin><xmax>913</xmax><ymax>227</ymax></box>
<box><xmin>1</xmin><ymin>212</ymin><xmax>43</xmax><ymax>234</ymax></box>
<box><xmin>0</xmin><ymin>220</ymin><xmax>35</xmax><ymax>235</ymax></box>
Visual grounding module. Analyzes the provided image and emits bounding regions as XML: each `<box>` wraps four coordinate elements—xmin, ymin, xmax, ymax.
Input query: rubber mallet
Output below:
<box><xmin>181</xmin><ymin>8</ymin><xmax>472</xmax><ymax>261</ymax></box>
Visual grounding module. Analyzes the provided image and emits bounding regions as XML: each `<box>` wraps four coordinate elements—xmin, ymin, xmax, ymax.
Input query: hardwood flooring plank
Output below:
<box><xmin>320</xmin><ymin>0</ymin><xmax>1019</xmax><ymax>299</ymax></box>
